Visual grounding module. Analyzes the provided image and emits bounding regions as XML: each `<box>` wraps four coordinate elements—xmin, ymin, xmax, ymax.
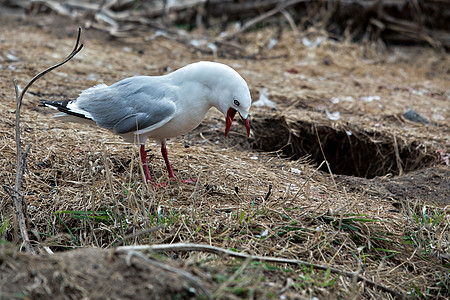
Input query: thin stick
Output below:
<box><xmin>281</xmin><ymin>9</ymin><xmax>300</xmax><ymax>42</ymax></box>
<box><xmin>6</xmin><ymin>27</ymin><xmax>84</xmax><ymax>254</ymax></box>
<box><xmin>289</xmin><ymin>160</ymin><xmax>326</xmax><ymax>202</ymax></box>
<box><xmin>219</xmin><ymin>0</ymin><xmax>307</xmax><ymax>41</ymax></box>
<box><xmin>393</xmin><ymin>135</ymin><xmax>404</xmax><ymax>176</ymax></box>
<box><xmin>314</xmin><ymin>124</ymin><xmax>337</xmax><ymax>188</ymax></box>
<box><xmin>10</xmin><ymin>79</ymin><xmax>35</xmax><ymax>254</ymax></box>
<box><xmin>115</xmin><ymin>243</ymin><xmax>404</xmax><ymax>298</ymax></box>
<box><xmin>17</xmin><ymin>27</ymin><xmax>84</xmax><ymax>109</ymax></box>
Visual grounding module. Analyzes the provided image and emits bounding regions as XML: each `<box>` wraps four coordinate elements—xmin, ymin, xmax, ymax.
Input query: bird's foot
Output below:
<box><xmin>154</xmin><ymin>182</ymin><xmax>168</xmax><ymax>188</ymax></box>
<box><xmin>145</xmin><ymin>178</ymin><xmax>168</xmax><ymax>188</ymax></box>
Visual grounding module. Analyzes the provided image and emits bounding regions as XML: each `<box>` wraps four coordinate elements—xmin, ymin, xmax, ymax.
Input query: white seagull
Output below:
<box><xmin>41</xmin><ymin>61</ymin><xmax>252</xmax><ymax>184</ymax></box>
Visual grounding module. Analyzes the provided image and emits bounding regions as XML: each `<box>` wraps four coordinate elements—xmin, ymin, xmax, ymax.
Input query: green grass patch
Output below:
<box><xmin>53</xmin><ymin>210</ymin><xmax>112</xmax><ymax>223</ymax></box>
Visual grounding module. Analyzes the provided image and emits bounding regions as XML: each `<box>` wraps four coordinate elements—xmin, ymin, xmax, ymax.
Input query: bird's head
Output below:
<box><xmin>224</xmin><ymin>95</ymin><xmax>251</xmax><ymax>138</ymax></box>
<box><xmin>202</xmin><ymin>62</ymin><xmax>251</xmax><ymax>138</ymax></box>
<box><xmin>177</xmin><ymin>61</ymin><xmax>252</xmax><ymax>137</ymax></box>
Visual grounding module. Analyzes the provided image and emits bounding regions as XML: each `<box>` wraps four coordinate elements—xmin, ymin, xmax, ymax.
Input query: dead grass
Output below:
<box><xmin>0</xmin><ymin>13</ymin><xmax>449</xmax><ymax>299</ymax></box>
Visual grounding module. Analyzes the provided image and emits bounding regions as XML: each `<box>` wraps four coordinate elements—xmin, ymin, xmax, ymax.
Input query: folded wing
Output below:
<box><xmin>42</xmin><ymin>76</ymin><xmax>178</xmax><ymax>135</ymax></box>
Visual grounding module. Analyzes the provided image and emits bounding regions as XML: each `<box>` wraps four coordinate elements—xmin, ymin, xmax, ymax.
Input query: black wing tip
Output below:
<box><xmin>41</xmin><ymin>100</ymin><xmax>93</xmax><ymax>121</ymax></box>
<box><xmin>40</xmin><ymin>99</ymin><xmax>72</xmax><ymax>108</ymax></box>
<box><xmin>40</xmin><ymin>100</ymin><xmax>52</xmax><ymax>107</ymax></box>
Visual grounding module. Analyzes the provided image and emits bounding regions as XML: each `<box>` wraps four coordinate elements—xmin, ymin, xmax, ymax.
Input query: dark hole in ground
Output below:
<box><xmin>251</xmin><ymin>115</ymin><xmax>440</xmax><ymax>179</ymax></box>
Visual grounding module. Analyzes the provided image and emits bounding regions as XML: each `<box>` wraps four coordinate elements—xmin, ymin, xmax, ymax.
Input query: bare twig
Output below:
<box><xmin>281</xmin><ymin>9</ymin><xmax>300</xmax><ymax>42</ymax></box>
<box><xmin>314</xmin><ymin>124</ymin><xmax>337</xmax><ymax>188</ymax></box>
<box><xmin>114</xmin><ymin>226</ymin><xmax>165</xmax><ymax>246</ymax></box>
<box><xmin>9</xmin><ymin>80</ymin><xmax>35</xmax><ymax>254</ymax></box>
<box><xmin>5</xmin><ymin>27</ymin><xmax>84</xmax><ymax>254</ymax></box>
<box><xmin>219</xmin><ymin>0</ymin><xmax>308</xmax><ymax>41</ymax></box>
<box><xmin>115</xmin><ymin>243</ymin><xmax>404</xmax><ymax>298</ymax></box>
<box><xmin>289</xmin><ymin>160</ymin><xmax>326</xmax><ymax>202</ymax></box>
<box><xmin>393</xmin><ymin>135</ymin><xmax>404</xmax><ymax>176</ymax></box>
<box><xmin>24</xmin><ymin>0</ymin><xmax>449</xmax><ymax>50</ymax></box>
<box><xmin>17</xmin><ymin>27</ymin><xmax>84</xmax><ymax>103</ymax></box>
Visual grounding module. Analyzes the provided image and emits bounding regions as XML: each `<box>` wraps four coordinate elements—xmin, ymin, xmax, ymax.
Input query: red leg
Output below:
<box><xmin>140</xmin><ymin>144</ymin><xmax>152</xmax><ymax>182</ymax></box>
<box><xmin>161</xmin><ymin>140</ymin><xmax>175</xmax><ymax>179</ymax></box>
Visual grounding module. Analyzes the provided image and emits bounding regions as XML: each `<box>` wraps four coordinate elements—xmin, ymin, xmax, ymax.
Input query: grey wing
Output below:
<box><xmin>113</xmin><ymin>101</ymin><xmax>176</xmax><ymax>134</ymax></box>
<box><xmin>75</xmin><ymin>76</ymin><xmax>177</xmax><ymax>133</ymax></box>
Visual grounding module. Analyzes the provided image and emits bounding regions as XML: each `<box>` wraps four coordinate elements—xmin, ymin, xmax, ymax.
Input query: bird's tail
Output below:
<box><xmin>41</xmin><ymin>100</ymin><xmax>95</xmax><ymax>123</ymax></box>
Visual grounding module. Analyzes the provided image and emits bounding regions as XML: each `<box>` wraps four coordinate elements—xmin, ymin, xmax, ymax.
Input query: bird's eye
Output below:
<box><xmin>233</xmin><ymin>99</ymin><xmax>240</xmax><ymax>106</ymax></box>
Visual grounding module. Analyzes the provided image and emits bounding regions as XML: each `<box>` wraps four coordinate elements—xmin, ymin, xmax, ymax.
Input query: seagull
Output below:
<box><xmin>41</xmin><ymin>61</ymin><xmax>252</xmax><ymax>184</ymax></box>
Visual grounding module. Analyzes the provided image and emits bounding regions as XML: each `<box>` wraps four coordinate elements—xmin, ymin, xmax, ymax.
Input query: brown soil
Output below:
<box><xmin>336</xmin><ymin>166</ymin><xmax>450</xmax><ymax>207</ymax></box>
<box><xmin>1</xmin><ymin>7</ymin><xmax>449</xmax><ymax>300</ymax></box>
<box><xmin>0</xmin><ymin>248</ymin><xmax>195</xmax><ymax>299</ymax></box>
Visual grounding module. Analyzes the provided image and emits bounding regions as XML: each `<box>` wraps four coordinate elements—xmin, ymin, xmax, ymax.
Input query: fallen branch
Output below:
<box><xmin>219</xmin><ymin>0</ymin><xmax>308</xmax><ymax>41</ymax></box>
<box><xmin>20</xmin><ymin>0</ymin><xmax>450</xmax><ymax>53</ymax></box>
<box><xmin>115</xmin><ymin>243</ymin><xmax>404</xmax><ymax>298</ymax></box>
<box><xmin>3</xmin><ymin>27</ymin><xmax>84</xmax><ymax>254</ymax></box>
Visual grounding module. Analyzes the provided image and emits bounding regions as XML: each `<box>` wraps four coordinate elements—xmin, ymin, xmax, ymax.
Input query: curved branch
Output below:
<box><xmin>17</xmin><ymin>27</ymin><xmax>84</xmax><ymax>107</ymax></box>
<box><xmin>116</xmin><ymin>243</ymin><xmax>404</xmax><ymax>298</ymax></box>
<box><xmin>9</xmin><ymin>27</ymin><xmax>84</xmax><ymax>254</ymax></box>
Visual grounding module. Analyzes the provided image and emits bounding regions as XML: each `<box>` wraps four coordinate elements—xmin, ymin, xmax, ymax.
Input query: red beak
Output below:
<box><xmin>225</xmin><ymin>108</ymin><xmax>250</xmax><ymax>138</ymax></box>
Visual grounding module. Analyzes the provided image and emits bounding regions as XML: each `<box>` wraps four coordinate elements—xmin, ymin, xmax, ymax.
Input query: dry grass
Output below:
<box><xmin>0</xmin><ymin>13</ymin><xmax>449</xmax><ymax>299</ymax></box>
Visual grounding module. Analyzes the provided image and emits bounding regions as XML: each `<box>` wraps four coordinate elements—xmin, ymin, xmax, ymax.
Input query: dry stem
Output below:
<box><xmin>116</xmin><ymin>243</ymin><xmax>405</xmax><ymax>298</ymax></box>
<box><xmin>2</xmin><ymin>27</ymin><xmax>84</xmax><ymax>254</ymax></box>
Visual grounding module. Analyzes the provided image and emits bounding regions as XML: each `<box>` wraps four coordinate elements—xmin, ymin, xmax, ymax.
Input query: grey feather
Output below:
<box><xmin>113</xmin><ymin>105</ymin><xmax>174</xmax><ymax>134</ymax></box>
<box><xmin>74</xmin><ymin>76</ymin><xmax>177</xmax><ymax>132</ymax></box>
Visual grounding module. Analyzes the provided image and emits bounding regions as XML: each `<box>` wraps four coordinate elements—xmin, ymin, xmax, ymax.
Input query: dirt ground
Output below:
<box><xmin>1</xmin><ymin>8</ymin><xmax>449</xmax><ymax>300</ymax></box>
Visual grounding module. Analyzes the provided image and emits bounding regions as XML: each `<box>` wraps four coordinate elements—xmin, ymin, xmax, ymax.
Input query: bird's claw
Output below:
<box><xmin>146</xmin><ymin>178</ymin><xmax>167</xmax><ymax>188</ymax></box>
